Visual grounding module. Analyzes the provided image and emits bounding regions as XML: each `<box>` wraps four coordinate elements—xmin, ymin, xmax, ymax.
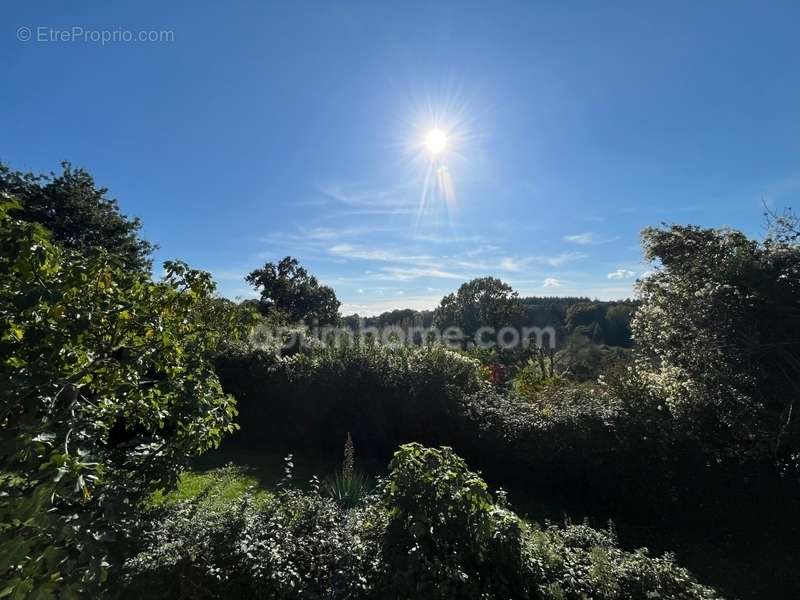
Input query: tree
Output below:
<box><xmin>565</xmin><ymin>302</ymin><xmax>605</xmax><ymax>342</ymax></box>
<box><xmin>0</xmin><ymin>196</ymin><xmax>245</xmax><ymax>596</ymax></box>
<box><xmin>0</xmin><ymin>162</ymin><xmax>154</xmax><ymax>272</ymax></box>
<box><xmin>633</xmin><ymin>223</ymin><xmax>800</xmax><ymax>461</ymax></box>
<box><xmin>603</xmin><ymin>303</ymin><xmax>635</xmax><ymax>347</ymax></box>
<box><xmin>433</xmin><ymin>277</ymin><xmax>523</xmax><ymax>343</ymax></box>
<box><xmin>246</xmin><ymin>256</ymin><xmax>340</xmax><ymax>325</ymax></box>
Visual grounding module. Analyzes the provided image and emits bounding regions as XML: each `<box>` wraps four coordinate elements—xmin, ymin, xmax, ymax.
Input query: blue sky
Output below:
<box><xmin>3</xmin><ymin>1</ymin><xmax>799</xmax><ymax>314</ymax></box>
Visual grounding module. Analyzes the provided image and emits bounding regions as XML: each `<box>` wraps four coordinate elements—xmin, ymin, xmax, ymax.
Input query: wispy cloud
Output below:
<box><xmin>377</xmin><ymin>266</ymin><xmax>467</xmax><ymax>281</ymax></box>
<box><xmin>534</xmin><ymin>252</ymin><xmax>589</xmax><ymax>267</ymax></box>
<box><xmin>328</xmin><ymin>244</ymin><xmax>431</xmax><ymax>263</ymax></box>
<box><xmin>607</xmin><ymin>268</ymin><xmax>635</xmax><ymax>280</ymax></box>
<box><xmin>564</xmin><ymin>232</ymin><xmax>619</xmax><ymax>246</ymax></box>
<box><xmin>218</xmin><ymin>176</ymin><xmax>637</xmax><ymax>308</ymax></box>
<box><xmin>410</xmin><ymin>232</ymin><xmax>486</xmax><ymax>244</ymax></box>
<box><xmin>316</xmin><ymin>182</ymin><xmax>416</xmax><ymax>215</ymax></box>
<box><xmin>564</xmin><ymin>232</ymin><xmax>595</xmax><ymax>245</ymax></box>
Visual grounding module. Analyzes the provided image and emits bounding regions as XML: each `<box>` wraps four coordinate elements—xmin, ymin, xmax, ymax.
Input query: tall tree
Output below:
<box><xmin>0</xmin><ymin>162</ymin><xmax>154</xmax><ymax>272</ymax></box>
<box><xmin>246</xmin><ymin>256</ymin><xmax>340</xmax><ymax>325</ymax></box>
<box><xmin>433</xmin><ymin>277</ymin><xmax>523</xmax><ymax>342</ymax></box>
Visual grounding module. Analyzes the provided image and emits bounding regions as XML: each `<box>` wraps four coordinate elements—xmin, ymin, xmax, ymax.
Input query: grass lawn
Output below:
<box><xmin>153</xmin><ymin>438</ymin><xmax>386</xmax><ymax>507</ymax></box>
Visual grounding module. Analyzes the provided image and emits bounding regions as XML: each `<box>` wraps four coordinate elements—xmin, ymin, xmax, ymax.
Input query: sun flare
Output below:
<box><xmin>424</xmin><ymin>128</ymin><xmax>447</xmax><ymax>155</ymax></box>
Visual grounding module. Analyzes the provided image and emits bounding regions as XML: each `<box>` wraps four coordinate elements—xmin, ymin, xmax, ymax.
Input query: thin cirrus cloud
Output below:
<box><xmin>450</xmin><ymin>252</ymin><xmax>587</xmax><ymax>274</ymax></box>
<box><xmin>328</xmin><ymin>244</ymin><xmax>431</xmax><ymax>263</ymax></box>
<box><xmin>534</xmin><ymin>252</ymin><xmax>588</xmax><ymax>267</ymax></box>
<box><xmin>315</xmin><ymin>182</ymin><xmax>416</xmax><ymax>217</ymax></box>
<box><xmin>607</xmin><ymin>269</ymin><xmax>636</xmax><ymax>280</ymax></box>
<box><xmin>317</xmin><ymin>182</ymin><xmax>410</xmax><ymax>208</ymax></box>
<box><xmin>563</xmin><ymin>232</ymin><xmax>619</xmax><ymax>246</ymax></box>
<box><xmin>377</xmin><ymin>266</ymin><xmax>467</xmax><ymax>281</ymax></box>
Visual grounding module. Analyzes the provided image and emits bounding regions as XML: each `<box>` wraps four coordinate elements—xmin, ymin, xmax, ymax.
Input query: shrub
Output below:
<box><xmin>378</xmin><ymin>443</ymin><xmax>532</xmax><ymax>598</ymax></box>
<box><xmin>120</xmin><ymin>494</ymin><xmax>252</xmax><ymax>599</ymax></box>
<box><xmin>512</xmin><ymin>358</ymin><xmax>570</xmax><ymax>398</ymax></box>
<box><xmin>121</xmin><ymin>481</ymin><xmax>387</xmax><ymax>600</ymax></box>
<box><xmin>633</xmin><ymin>224</ymin><xmax>800</xmax><ymax>460</ymax></box>
<box><xmin>214</xmin><ymin>343</ymin><xmax>485</xmax><ymax>454</ymax></box>
<box><xmin>120</xmin><ymin>446</ymin><xmax>722</xmax><ymax>599</ymax></box>
<box><xmin>323</xmin><ymin>469</ymin><xmax>372</xmax><ymax>509</ymax></box>
<box><xmin>455</xmin><ymin>378</ymin><xmax>702</xmax><ymax>513</ymax></box>
<box><xmin>529</xmin><ymin>522</ymin><xmax>722</xmax><ymax>599</ymax></box>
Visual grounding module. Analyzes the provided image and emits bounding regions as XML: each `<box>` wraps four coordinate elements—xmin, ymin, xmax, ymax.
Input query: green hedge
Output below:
<box><xmin>215</xmin><ymin>342</ymin><xmax>791</xmax><ymax>518</ymax></box>
<box><xmin>214</xmin><ymin>343</ymin><xmax>485</xmax><ymax>454</ymax></box>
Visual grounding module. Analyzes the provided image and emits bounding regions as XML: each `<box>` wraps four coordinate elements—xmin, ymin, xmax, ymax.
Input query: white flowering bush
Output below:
<box><xmin>633</xmin><ymin>224</ymin><xmax>800</xmax><ymax>460</ymax></box>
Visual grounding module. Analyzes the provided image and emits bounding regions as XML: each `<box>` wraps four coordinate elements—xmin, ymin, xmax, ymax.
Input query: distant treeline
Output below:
<box><xmin>342</xmin><ymin>296</ymin><xmax>638</xmax><ymax>348</ymax></box>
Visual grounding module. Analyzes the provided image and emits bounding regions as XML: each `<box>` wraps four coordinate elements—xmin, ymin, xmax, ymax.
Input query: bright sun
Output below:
<box><xmin>425</xmin><ymin>129</ymin><xmax>447</xmax><ymax>155</ymax></box>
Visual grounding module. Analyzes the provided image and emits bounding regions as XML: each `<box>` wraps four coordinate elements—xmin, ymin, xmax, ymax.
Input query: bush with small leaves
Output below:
<box><xmin>379</xmin><ymin>443</ymin><xmax>540</xmax><ymax>599</ymax></box>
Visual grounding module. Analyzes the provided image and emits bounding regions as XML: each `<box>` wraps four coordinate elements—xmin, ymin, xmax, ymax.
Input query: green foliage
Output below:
<box><xmin>433</xmin><ymin>276</ymin><xmax>524</xmax><ymax>342</ymax></box>
<box><xmin>565</xmin><ymin>302</ymin><xmax>605</xmax><ymax>335</ymax></box>
<box><xmin>512</xmin><ymin>358</ymin><xmax>567</xmax><ymax>398</ymax></box>
<box><xmin>323</xmin><ymin>469</ymin><xmax>371</xmax><ymax>509</ymax></box>
<box><xmin>459</xmin><ymin>385</ymin><xmax>621</xmax><ymax>475</ymax></box>
<box><xmin>0</xmin><ymin>162</ymin><xmax>154</xmax><ymax>272</ymax></box>
<box><xmin>120</xmin><ymin>493</ymin><xmax>254</xmax><ymax>599</ymax></box>
<box><xmin>0</xmin><ymin>197</ymin><xmax>245</xmax><ymax>596</ymax></box>
<box><xmin>120</xmin><ymin>445</ymin><xmax>722</xmax><ymax>599</ymax></box>
<box><xmin>379</xmin><ymin>443</ymin><xmax>531</xmax><ymax>598</ymax></box>
<box><xmin>529</xmin><ymin>522</ymin><xmax>722</xmax><ymax>600</ymax></box>
<box><xmin>344</xmin><ymin>297</ymin><xmax>635</xmax><ymax>348</ymax></box>
<box><xmin>214</xmin><ymin>343</ymin><xmax>486</xmax><ymax>453</ymax></box>
<box><xmin>556</xmin><ymin>334</ymin><xmax>632</xmax><ymax>382</ymax></box>
<box><xmin>564</xmin><ymin>301</ymin><xmax>636</xmax><ymax>348</ymax></box>
<box><xmin>324</xmin><ymin>433</ymin><xmax>372</xmax><ymax>508</ymax></box>
<box><xmin>342</xmin><ymin>308</ymin><xmax>435</xmax><ymax>330</ymax></box>
<box><xmin>121</xmin><ymin>480</ymin><xmax>387</xmax><ymax>600</ymax></box>
<box><xmin>634</xmin><ymin>224</ymin><xmax>800</xmax><ymax>460</ymax></box>
<box><xmin>246</xmin><ymin>256</ymin><xmax>340</xmax><ymax>325</ymax></box>
<box><xmin>603</xmin><ymin>303</ymin><xmax>635</xmax><ymax>347</ymax></box>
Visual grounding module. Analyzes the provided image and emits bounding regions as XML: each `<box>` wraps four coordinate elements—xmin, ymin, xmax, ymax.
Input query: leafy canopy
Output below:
<box><xmin>246</xmin><ymin>256</ymin><xmax>340</xmax><ymax>325</ymax></box>
<box><xmin>433</xmin><ymin>277</ymin><xmax>524</xmax><ymax>342</ymax></box>
<box><xmin>0</xmin><ymin>162</ymin><xmax>154</xmax><ymax>272</ymax></box>
<box><xmin>0</xmin><ymin>196</ymin><xmax>246</xmax><ymax>597</ymax></box>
